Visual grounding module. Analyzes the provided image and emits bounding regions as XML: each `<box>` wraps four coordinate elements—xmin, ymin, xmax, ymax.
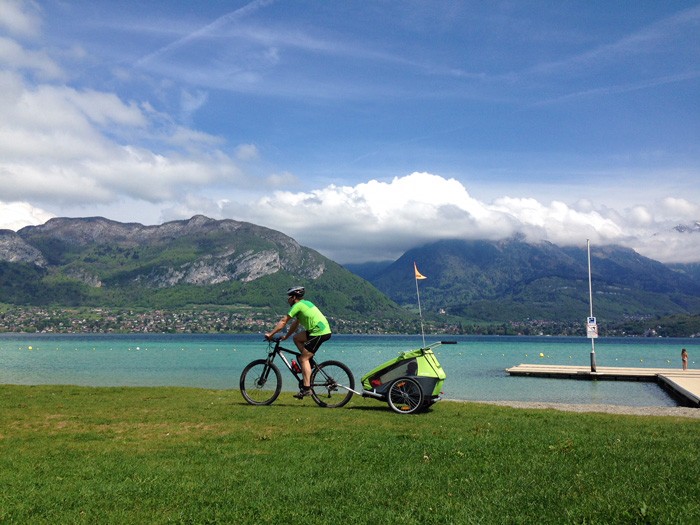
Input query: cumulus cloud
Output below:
<box><xmin>0</xmin><ymin>76</ymin><xmax>241</xmax><ymax>205</ymax></box>
<box><xmin>0</xmin><ymin>201</ymin><xmax>54</xmax><ymax>231</ymax></box>
<box><xmin>4</xmin><ymin>171</ymin><xmax>698</xmax><ymax>265</ymax></box>
<box><xmin>220</xmin><ymin>172</ymin><xmax>700</xmax><ymax>264</ymax></box>
<box><xmin>0</xmin><ymin>21</ymin><xmax>246</xmax><ymax>211</ymax></box>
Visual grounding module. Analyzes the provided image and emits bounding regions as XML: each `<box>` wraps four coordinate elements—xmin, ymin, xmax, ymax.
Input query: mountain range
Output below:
<box><xmin>347</xmin><ymin>238</ymin><xmax>700</xmax><ymax>322</ymax></box>
<box><xmin>2</xmin><ymin>216</ymin><xmax>700</xmax><ymax>328</ymax></box>
<box><xmin>0</xmin><ymin>215</ymin><xmax>401</xmax><ymax>319</ymax></box>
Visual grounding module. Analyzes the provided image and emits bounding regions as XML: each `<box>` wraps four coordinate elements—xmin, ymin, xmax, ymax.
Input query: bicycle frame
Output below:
<box><xmin>264</xmin><ymin>338</ymin><xmax>306</xmax><ymax>385</ymax></box>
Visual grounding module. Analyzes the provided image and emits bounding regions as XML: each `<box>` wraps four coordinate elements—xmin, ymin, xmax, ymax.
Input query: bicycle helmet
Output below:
<box><xmin>286</xmin><ymin>286</ymin><xmax>305</xmax><ymax>298</ymax></box>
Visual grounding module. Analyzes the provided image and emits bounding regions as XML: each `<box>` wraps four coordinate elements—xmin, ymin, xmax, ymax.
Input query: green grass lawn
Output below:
<box><xmin>1</xmin><ymin>384</ymin><xmax>698</xmax><ymax>524</ymax></box>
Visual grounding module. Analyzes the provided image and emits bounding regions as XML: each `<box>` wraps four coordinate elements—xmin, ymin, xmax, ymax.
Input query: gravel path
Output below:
<box><xmin>450</xmin><ymin>400</ymin><xmax>700</xmax><ymax>418</ymax></box>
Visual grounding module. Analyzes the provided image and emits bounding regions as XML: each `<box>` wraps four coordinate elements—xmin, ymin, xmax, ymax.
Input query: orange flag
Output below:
<box><xmin>414</xmin><ymin>262</ymin><xmax>427</xmax><ymax>280</ymax></box>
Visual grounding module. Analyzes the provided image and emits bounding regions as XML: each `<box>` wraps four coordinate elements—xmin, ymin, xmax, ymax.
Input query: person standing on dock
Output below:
<box><xmin>681</xmin><ymin>348</ymin><xmax>688</xmax><ymax>371</ymax></box>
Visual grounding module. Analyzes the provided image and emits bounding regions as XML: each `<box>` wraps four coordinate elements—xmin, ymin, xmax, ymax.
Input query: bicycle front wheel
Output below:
<box><xmin>310</xmin><ymin>360</ymin><xmax>355</xmax><ymax>408</ymax></box>
<box><xmin>240</xmin><ymin>359</ymin><xmax>282</xmax><ymax>406</ymax></box>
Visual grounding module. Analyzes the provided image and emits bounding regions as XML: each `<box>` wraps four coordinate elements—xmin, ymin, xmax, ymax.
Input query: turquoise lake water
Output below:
<box><xmin>1</xmin><ymin>333</ymin><xmax>697</xmax><ymax>407</ymax></box>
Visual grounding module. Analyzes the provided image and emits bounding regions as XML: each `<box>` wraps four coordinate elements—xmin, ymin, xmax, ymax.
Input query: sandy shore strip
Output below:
<box><xmin>448</xmin><ymin>399</ymin><xmax>700</xmax><ymax>419</ymax></box>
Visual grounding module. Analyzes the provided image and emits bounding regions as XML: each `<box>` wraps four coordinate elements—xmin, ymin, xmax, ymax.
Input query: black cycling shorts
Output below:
<box><xmin>304</xmin><ymin>332</ymin><xmax>331</xmax><ymax>353</ymax></box>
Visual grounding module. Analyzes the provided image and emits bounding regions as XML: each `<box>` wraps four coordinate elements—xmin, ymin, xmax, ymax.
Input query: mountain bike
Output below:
<box><xmin>239</xmin><ymin>336</ymin><xmax>355</xmax><ymax>408</ymax></box>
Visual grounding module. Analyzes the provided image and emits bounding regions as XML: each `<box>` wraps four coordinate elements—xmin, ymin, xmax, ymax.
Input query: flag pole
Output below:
<box><xmin>414</xmin><ymin>262</ymin><xmax>426</xmax><ymax>348</ymax></box>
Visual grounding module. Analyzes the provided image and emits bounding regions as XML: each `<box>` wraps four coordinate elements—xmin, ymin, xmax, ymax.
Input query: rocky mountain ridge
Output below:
<box><xmin>0</xmin><ymin>216</ymin><xmax>401</xmax><ymax>318</ymax></box>
<box><xmin>0</xmin><ymin>230</ymin><xmax>48</xmax><ymax>267</ymax></box>
<box><xmin>13</xmin><ymin>215</ymin><xmax>325</xmax><ymax>286</ymax></box>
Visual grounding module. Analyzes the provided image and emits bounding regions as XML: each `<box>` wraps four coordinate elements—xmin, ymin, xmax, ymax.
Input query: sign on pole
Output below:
<box><xmin>586</xmin><ymin>316</ymin><xmax>598</xmax><ymax>339</ymax></box>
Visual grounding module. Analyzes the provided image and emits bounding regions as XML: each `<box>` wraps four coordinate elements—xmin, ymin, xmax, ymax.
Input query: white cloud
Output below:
<box><xmin>5</xmin><ymin>171</ymin><xmax>699</xmax><ymax>265</ymax></box>
<box><xmin>265</xmin><ymin>171</ymin><xmax>297</xmax><ymax>187</ymax></box>
<box><xmin>660</xmin><ymin>197</ymin><xmax>698</xmax><ymax>219</ymax></box>
<box><xmin>235</xmin><ymin>143</ymin><xmax>259</xmax><ymax>161</ymax></box>
<box><xmin>0</xmin><ymin>201</ymin><xmax>54</xmax><ymax>231</ymax></box>
<box><xmin>0</xmin><ymin>0</ymin><xmax>42</xmax><ymax>39</ymax></box>
<box><xmin>179</xmin><ymin>88</ymin><xmax>208</xmax><ymax>120</ymax></box>
<box><xmin>218</xmin><ymin>172</ymin><xmax>700</xmax><ymax>264</ymax></box>
<box><xmin>0</xmin><ymin>45</ymin><xmax>245</xmax><ymax>207</ymax></box>
<box><xmin>0</xmin><ymin>36</ymin><xmax>63</xmax><ymax>79</ymax></box>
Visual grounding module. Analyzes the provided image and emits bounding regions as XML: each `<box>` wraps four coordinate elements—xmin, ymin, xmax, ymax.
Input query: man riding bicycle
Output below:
<box><xmin>265</xmin><ymin>286</ymin><xmax>332</xmax><ymax>398</ymax></box>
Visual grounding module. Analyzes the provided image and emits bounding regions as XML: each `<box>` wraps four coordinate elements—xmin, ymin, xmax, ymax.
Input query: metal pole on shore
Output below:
<box><xmin>587</xmin><ymin>239</ymin><xmax>597</xmax><ymax>373</ymax></box>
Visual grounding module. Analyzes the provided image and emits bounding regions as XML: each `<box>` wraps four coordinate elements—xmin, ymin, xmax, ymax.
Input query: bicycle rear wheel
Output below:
<box><xmin>310</xmin><ymin>360</ymin><xmax>355</xmax><ymax>408</ymax></box>
<box><xmin>240</xmin><ymin>359</ymin><xmax>282</xmax><ymax>406</ymax></box>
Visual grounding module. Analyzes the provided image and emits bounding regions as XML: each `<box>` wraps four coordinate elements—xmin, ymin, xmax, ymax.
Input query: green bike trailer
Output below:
<box><xmin>360</xmin><ymin>341</ymin><xmax>450</xmax><ymax>414</ymax></box>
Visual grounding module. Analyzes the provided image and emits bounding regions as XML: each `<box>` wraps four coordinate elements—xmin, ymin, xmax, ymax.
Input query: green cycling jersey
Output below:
<box><xmin>288</xmin><ymin>299</ymin><xmax>331</xmax><ymax>336</ymax></box>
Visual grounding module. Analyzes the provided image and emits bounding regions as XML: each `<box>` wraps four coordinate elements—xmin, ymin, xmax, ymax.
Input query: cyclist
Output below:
<box><xmin>265</xmin><ymin>286</ymin><xmax>332</xmax><ymax>398</ymax></box>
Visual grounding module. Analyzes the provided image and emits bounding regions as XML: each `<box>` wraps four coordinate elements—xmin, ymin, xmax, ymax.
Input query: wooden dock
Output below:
<box><xmin>505</xmin><ymin>364</ymin><xmax>700</xmax><ymax>407</ymax></box>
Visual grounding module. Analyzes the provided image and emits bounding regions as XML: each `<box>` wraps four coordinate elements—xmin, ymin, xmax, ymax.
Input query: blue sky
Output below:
<box><xmin>1</xmin><ymin>0</ymin><xmax>699</xmax><ymax>263</ymax></box>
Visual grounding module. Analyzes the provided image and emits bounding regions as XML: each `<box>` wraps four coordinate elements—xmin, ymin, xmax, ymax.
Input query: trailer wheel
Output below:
<box><xmin>387</xmin><ymin>377</ymin><xmax>423</xmax><ymax>414</ymax></box>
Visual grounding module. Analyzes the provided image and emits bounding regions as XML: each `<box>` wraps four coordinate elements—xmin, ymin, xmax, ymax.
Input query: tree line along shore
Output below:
<box><xmin>1</xmin><ymin>305</ymin><xmax>698</xmax><ymax>337</ymax></box>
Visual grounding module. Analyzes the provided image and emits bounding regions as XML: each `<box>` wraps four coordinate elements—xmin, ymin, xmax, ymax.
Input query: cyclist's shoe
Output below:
<box><xmin>293</xmin><ymin>387</ymin><xmax>312</xmax><ymax>399</ymax></box>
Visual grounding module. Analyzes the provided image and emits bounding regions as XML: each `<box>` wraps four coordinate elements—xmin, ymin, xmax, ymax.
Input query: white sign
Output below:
<box><xmin>586</xmin><ymin>316</ymin><xmax>598</xmax><ymax>339</ymax></box>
